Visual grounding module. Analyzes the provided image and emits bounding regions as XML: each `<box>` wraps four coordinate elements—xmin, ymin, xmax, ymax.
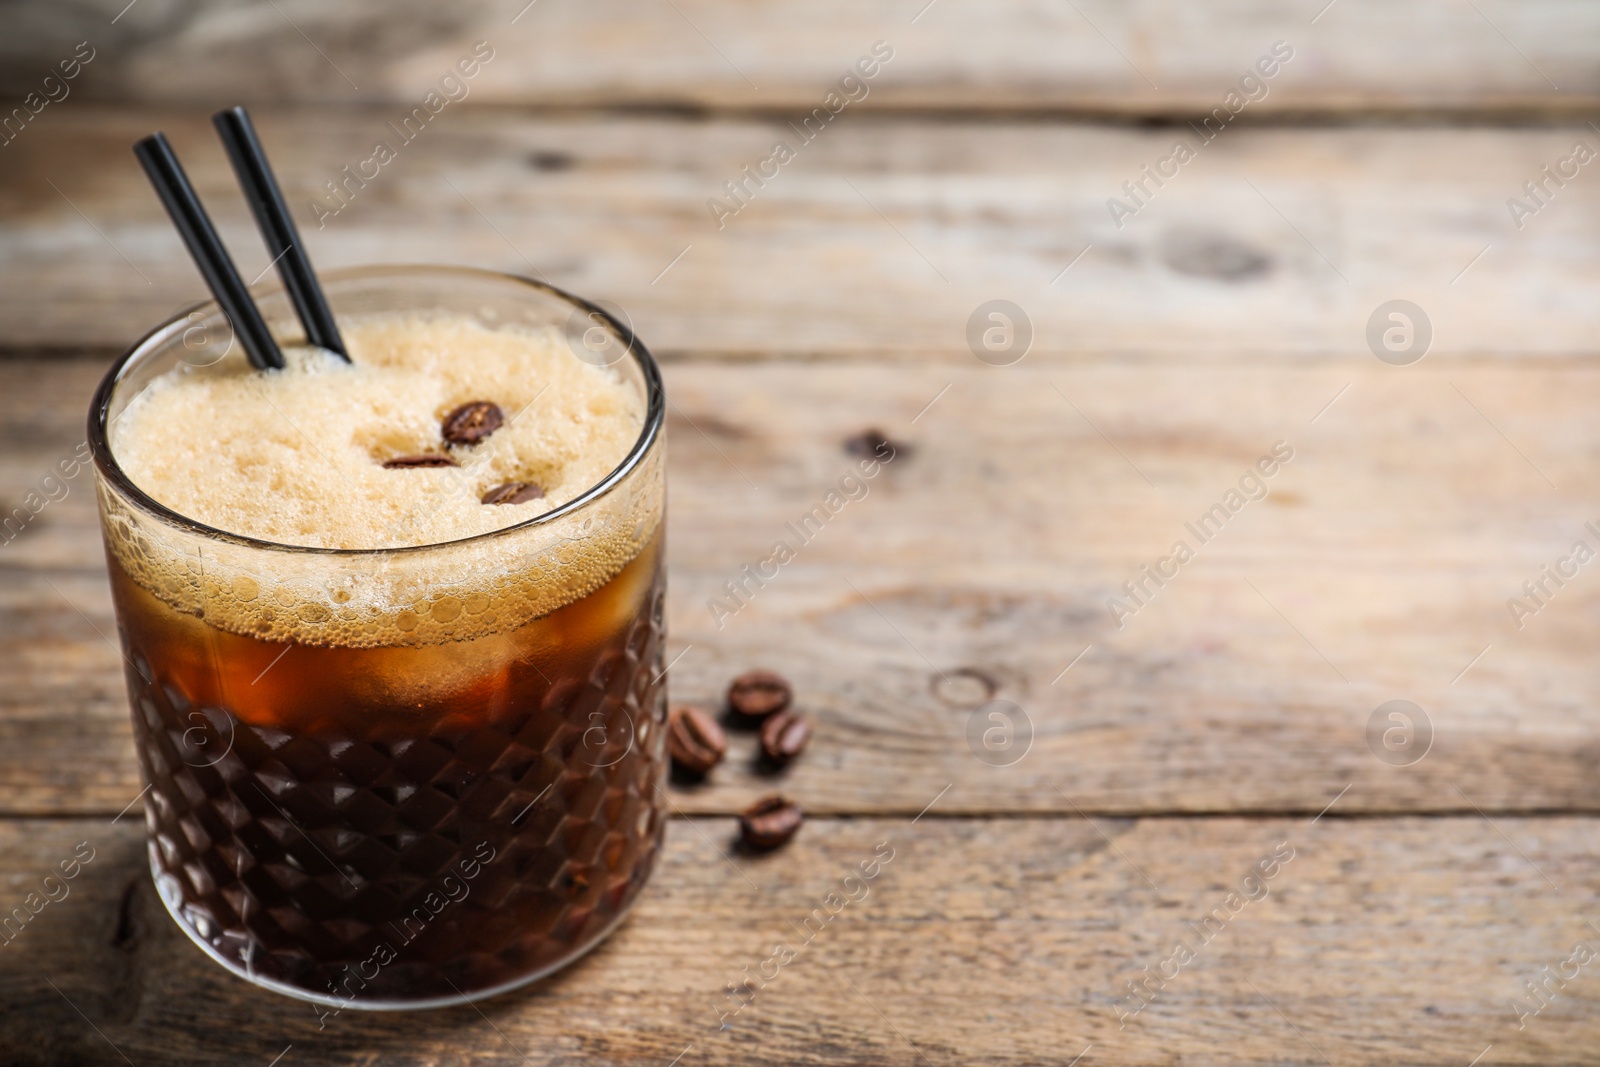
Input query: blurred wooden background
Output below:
<box><xmin>3</xmin><ymin>1</ymin><xmax>1600</xmax><ymax>1064</ymax></box>
<box><xmin>7</xmin><ymin>0</ymin><xmax>1600</xmax><ymax>114</ymax></box>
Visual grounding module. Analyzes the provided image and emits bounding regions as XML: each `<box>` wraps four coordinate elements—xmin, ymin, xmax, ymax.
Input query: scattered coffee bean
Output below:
<box><xmin>728</xmin><ymin>669</ymin><xmax>792</xmax><ymax>720</ymax></box>
<box><xmin>528</xmin><ymin>149</ymin><xmax>576</xmax><ymax>172</ymax></box>
<box><xmin>442</xmin><ymin>400</ymin><xmax>505</xmax><ymax>445</ymax></box>
<box><xmin>381</xmin><ymin>454</ymin><xmax>459</xmax><ymax>469</ymax></box>
<box><xmin>760</xmin><ymin>710</ymin><xmax>812</xmax><ymax>765</ymax></box>
<box><xmin>843</xmin><ymin>428</ymin><xmax>904</xmax><ymax>461</ymax></box>
<box><xmin>739</xmin><ymin>795</ymin><xmax>802</xmax><ymax>849</ymax></box>
<box><xmin>667</xmin><ymin>705</ymin><xmax>727</xmax><ymax>775</ymax></box>
<box><xmin>481</xmin><ymin>481</ymin><xmax>545</xmax><ymax>505</ymax></box>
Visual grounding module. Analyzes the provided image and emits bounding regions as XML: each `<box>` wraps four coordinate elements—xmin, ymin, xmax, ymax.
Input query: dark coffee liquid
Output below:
<box><xmin>108</xmin><ymin>533</ymin><xmax>666</xmax><ymax>1006</ymax></box>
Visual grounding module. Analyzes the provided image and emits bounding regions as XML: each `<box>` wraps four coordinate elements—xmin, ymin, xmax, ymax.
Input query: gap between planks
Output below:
<box><xmin>13</xmin><ymin>807</ymin><xmax>1600</xmax><ymax>822</ymax></box>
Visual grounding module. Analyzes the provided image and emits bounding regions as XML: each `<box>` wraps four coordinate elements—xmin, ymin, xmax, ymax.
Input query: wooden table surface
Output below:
<box><xmin>3</xmin><ymin>2</ymin><xmax>1600</xmax><ymax>1064</ymax></box>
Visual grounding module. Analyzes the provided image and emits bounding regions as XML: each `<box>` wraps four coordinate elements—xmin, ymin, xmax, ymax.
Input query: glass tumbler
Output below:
<box><xmin>87</xmin><ymin>266</ymin><xmax>667</xmax><ymax>1009</ymax></box>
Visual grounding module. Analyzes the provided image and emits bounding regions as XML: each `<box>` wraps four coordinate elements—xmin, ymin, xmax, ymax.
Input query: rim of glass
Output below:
<box><xmin>87</xmin><ymin>264</ymin><xmax>665</xmax><ymax>557</ymax></box>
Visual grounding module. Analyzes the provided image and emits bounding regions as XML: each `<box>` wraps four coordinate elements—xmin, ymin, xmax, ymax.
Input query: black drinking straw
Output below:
<box><xmin>133</xmin><ymin>132</ymin><xmax>286</xmax><ymax>371</ymax></box>
<box><xmin>213</xmin><ymin>106</ymin><xmax>349</xmax><ymax>361</ymax></box>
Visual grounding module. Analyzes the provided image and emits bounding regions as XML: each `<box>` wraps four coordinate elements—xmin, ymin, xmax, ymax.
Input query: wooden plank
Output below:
<box><xmin>7</xmin><ymin>356</ymin><xmax>1600</xmax><ymax>816</ymax></box>
<box><xmin>2</xmin><ymin>815</ymin><xmax>1596</xmax><ymax>1065</ymax></box>
<box><xmin>7</xmin><ymin>0</ymin><xmax>1598</xmax><ymax>115</ymax></box>
<box><xmin>4</xmin><ymin>110</ymin><xmax>1600</xmax><ymax>357</ymax></box>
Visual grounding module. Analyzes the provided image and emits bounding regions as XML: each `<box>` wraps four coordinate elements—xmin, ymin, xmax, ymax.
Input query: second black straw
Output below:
<box><xmin>214</xmin><ymin>106</ymin><xmax>348</xmax><ymax>361</ymax></box>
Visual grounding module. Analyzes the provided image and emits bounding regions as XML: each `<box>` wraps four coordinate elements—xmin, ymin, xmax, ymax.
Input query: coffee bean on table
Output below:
<box><xmin>667</xmin><ymin>705</ymin><xmax>727</xmax><ymax>775</ymax></box>
<box><xmin>728</xmin><ymin>669</ymin><xmax>792</xmax><ymax>720</ymax></box>
<box><xmin>739</xmin><ymin>795</ymin><xmax>802</xmax><ymax>849</ymax></box>
<box><xmin>382</xmin><ymin>454</ymin><xmax>459</xmax><ymax>469</ymax></box>
<box><xmin>481</xmin><ymin>481</ymin><xmax>545</xmax><ymax>505</ymax></box>
<box><xmin>760</xmin><ymin>710</ymin><xmax>811</xmax><ymax>765</ymax></box>
<box><xmin>843</xmin><ymin>427</ymin><xmax>900</xmax><ymax>459</ymax></box>
<box><xmin>442</xmin><ymin>400</ymin><xmax>505</xmax><ymax>445</ymax></box>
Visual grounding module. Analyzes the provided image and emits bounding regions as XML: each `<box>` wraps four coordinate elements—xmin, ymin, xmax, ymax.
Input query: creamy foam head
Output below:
<box><xmin>112</xmin><ymin>314</ymin><xmax>643</xmax><ymax>550</ymax></box>
<box><xmin>101</xmin><ymin>312</ymin><xmax>660</xmax><ymax>647</ymax></box>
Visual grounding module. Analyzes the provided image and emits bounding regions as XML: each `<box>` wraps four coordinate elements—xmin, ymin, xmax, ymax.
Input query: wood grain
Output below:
<box><xmin>6</xmin><ymin>356</ymin><xmax>1600</xmax><ymax>816</ymax></box>
<box><xmin>1</xmin><ymin>815</ymin><xmax>1595</xmax><ymax>1065</ymax></box>
<box><xmin>3</xmin><ymin>110</ymin><xmax>1598</xmax><ymax>358</ymax></box>
<box><xmin>5</xmin><ymin>0</ymin><xmax>1596</xmax><ymax>115</ymax></box>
